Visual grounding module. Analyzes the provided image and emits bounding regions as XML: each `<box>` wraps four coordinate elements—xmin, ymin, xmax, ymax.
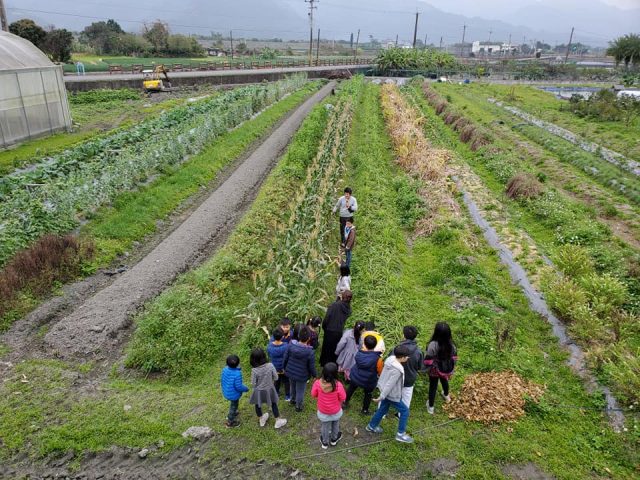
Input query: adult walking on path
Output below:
<box><xmin>332</xmin><ymin>187</ymin><xmax>358</xmax><ymax>244</ymax></box>
<box><xmin>320</xmin><ymin>290</ymin><xmax>353</xmax><ymax>367</ymax></box>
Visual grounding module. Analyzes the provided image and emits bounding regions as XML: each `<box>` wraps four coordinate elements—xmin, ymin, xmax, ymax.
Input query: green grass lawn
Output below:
<box><xmin>1</xmin><ymin>79</ymin><xmax>637</xmax><ymax>479</ymax></box>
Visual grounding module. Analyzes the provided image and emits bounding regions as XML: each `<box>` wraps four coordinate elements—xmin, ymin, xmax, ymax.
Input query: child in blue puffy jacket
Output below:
<box><xmin>221</xmin><ymin>354</ymin><xmax>249</xmax><ymax>428</ymax></box>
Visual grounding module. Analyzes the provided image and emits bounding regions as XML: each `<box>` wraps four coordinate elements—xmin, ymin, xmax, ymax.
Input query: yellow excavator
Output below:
<box><xmin>142</xmin><ymin>65</ymin><xmax>174</xmax><ymax>92</ymax></box>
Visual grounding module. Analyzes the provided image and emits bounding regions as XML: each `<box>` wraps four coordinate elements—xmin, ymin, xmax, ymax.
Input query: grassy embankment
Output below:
<box><xmin>431</xmin><ymin>83</ymin><xmax>640</xmax><ymax>210</ymax></box>
<box><xmin>461</xmin><ymin>83</ymin><xmax>640</xmax><ymax>162</ymax></box>
<box><xmin>0</xmin><ymin>83</ymin><xmax>319</xmax><ymax>331</ymax></box>
<box><xmin>412</xmin><ymin>81</ymin><xmax>640</xmax><ymax>408</ymax></box>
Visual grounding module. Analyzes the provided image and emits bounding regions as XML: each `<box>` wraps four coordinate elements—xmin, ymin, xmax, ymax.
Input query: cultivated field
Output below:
<box><xmin>0</xmin><ymin>78</ymin><xmax>638</xmax><ymax>479</ymax></box>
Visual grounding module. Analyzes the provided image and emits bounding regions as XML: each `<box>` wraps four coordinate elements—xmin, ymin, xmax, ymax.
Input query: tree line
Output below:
<box><xmin>9</xmin><ymin>18</ymin><xmax>205</xmax><ymax>63</ymax></box>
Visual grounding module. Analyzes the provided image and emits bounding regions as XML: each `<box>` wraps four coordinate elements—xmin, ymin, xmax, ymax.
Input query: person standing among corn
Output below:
<box><xmin>332</xmin><ymin>187</ymin><xmax>358</xmax><ymax>245</ymax></box>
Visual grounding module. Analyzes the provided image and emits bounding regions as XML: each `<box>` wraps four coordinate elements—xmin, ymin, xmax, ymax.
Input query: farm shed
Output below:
<box><xmin>0</xmin><ymin>30</ymin><xmax>72</xmax><ymax>148</ymax></box>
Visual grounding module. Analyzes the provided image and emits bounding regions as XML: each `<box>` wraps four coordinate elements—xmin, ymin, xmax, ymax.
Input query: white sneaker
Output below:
<box><xmin>275</xmin><ymin>418</ymin><xmax>287</xmax><ymax>429</ymax></box>
<box><xmin>427</xmin><ymin>405</ymin><xmax>435</xmax><ymax>415</ymax></box>
<box><xmin>259</xmin><ymin>412</ymin><xmax>269</xmax><ymax>427</ymax></box>
<box><xmin>441</xmin><ymin>392</ymin><xmax>451</xmax><ymax>403</ymax></box>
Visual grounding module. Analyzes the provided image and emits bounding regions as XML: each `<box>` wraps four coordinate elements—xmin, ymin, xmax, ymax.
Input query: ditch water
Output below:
<box><xmin>453</xmin><ymin>176</ymin><xmax>625</xmax><ymax>431</ymax></box>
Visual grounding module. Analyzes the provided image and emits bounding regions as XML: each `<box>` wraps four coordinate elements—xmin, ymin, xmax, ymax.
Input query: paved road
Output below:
<box><xmin>45</xmin><ymin>81</ymin><xmax>336</xmax><ymax>357</ymax></box>
<box><xmin>64</xmin><ymin>64</ymin><xmax>370</xmax><ymax>83</ymax></box>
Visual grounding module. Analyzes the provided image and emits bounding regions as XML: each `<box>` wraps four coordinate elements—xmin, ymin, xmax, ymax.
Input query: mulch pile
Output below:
<box><xmin>444</xmin><ymin>371</ymin><xmax>546</xmax><ymax>423</ymax></box>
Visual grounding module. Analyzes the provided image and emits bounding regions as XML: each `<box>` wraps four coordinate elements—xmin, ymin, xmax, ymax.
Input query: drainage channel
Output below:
<box><xmin>453</xmin><ymin>175</ymin><xmax>625</xmax><ymax>432</ymax></box>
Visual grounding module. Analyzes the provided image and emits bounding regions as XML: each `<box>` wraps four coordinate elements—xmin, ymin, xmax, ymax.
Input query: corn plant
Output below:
<box><xmin>240</xmin><ymin>78</ymin><xmax>363</xmax><ymax>344</ymax></box>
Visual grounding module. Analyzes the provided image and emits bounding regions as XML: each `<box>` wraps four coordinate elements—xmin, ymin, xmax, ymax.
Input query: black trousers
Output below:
<box><xmin>275</xmin><ymin>372</ymin><xmax>290</xmax><ymax>397</ymax></box>
<box><xmin>345</xmin><ymin>382</ymin><xmax>374</xmax><ymax>412</ymax></box>
<box><xmin>255</xmin><ymin>403</ymin><xmax>280</xmax><ymax>418</ymax></box>
<box><xmin>320</xmin><ymin>330</ymin><xmax>342</xmax><ymax>366</ymax></box>
<box><xmin>428</xmin><ymin>376</ymin><xmax>449</xmax><ymax>407</ymax></box>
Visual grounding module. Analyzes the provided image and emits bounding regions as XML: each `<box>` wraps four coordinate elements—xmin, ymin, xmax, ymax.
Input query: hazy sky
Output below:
<box><xmin>6</xmin><ymin>0</ymin><xmax>639</xmax><ymax>46</ymax></box>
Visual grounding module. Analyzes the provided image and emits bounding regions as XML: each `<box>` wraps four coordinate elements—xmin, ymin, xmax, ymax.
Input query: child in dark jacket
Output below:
<box><xmin>343</xmin><ymin>219</ymin><xmax>356</xmax><ymax>268</ymax></box>
<box><xmin>267</xmin><ymin>327</ymin><xmax>290</xmax><ymax>401</ymax></box>
<box><xmin>395</xmin><ymin>325</ymin><xmax>424</xmax><ymax>409</ymax></box>
<box><xmin>221</xmin><ymin>354</ymin><xmax>249</xmax><ymax>428</ymax></box>
<box><xmin>249</xmin><ymin>348</ymin><xmax>287</xmax><ymax>429</ymax></box>
<box><xmin>307</xmin><ymin>316</ymin><xmax>322</xmax><ymax>350</ymax></box>
<box><xmin>424</xmin><ymin>322</ymin><xmax>458</xmax><ymax>414</ymax></box>
<box><xmin>283</xmin><ymin>326</ymin><xmax>317</xmax><ymax>411</ymax></box>
<box><xmin>344</xmin><ymin>334</ymin><xmax>383</xmax><ymax>414</ymax></box>
<box><xmin>270</xmin><ymin>317</ymin><xmax>292</xmax><ymax>344</ymax></box>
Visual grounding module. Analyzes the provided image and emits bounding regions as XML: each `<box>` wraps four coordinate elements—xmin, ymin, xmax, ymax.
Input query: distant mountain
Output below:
<box><xmin>504</xmin><ymin>0</ymin><xmax>640</xmax><ymax>44</ymax></box>
<box><xmin>7</xmin><ymin>0</ymin><xmax>304</xmax><ymax>38</ymax></box>
<box><xmin>7</xmin><ymin>0</ymin><xmax>636</xmax><ymax>47</ymax></box>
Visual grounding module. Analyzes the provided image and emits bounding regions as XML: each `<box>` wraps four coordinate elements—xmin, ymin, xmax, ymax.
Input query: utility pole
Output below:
<box><xmin>460</xmin><ymin>24</ymin><xmax>466</xmax><ymax>57</ymax></box>
<box><xmin>507</xmin><ymin>33</ymin><xmax>511</xmax><ymax>56</ymax></box>
<box><xmin>353</xmin><ymin>29</ymin><xmax>360</xmax><ymax>62</ymax></box>
<box><xmin>395</xmin><ymin>34</ymin><xmax>398</xmax><ymax>47</ymax></box>
<box><xmin>424</xmin><ymin>33</ymin><xmax>428</xmax><ymax>49</ymax></box>
<box><xmin>412</xmin><ymin>11</ymin><xmax>419</xmax><ymax>48</ymax></box>
<box><xmin>564</xmin><ymin>26</ymin><xmax>574</xmax><ymax>64</ymax></box>
<box><xmin>488</xmin><ymin>29</ymin><xmax>493</xmax><ymax>43</ymax></box>
<box><xmin>305</xmin><ymin>0</ymin><xmax>318</xmax><ymax>64</ymax></box>
<box><xmin>439</xmin><ymin>36</ymin><xmax>443</xmax><ymax>50</ymax></box>
<box><xmin>0</xmin><ymin>0</ymin><xmax>8</xmax><ymax>32</ymax></box>
<box><xmin>230</xmin><ymin>30</ymin><xmax>234</xmax><ymax>59</ymax></box>
<box><xmin>316</xmin><ymin>28</ymin><xmax>320</xmax><ymax>65</ymax></box>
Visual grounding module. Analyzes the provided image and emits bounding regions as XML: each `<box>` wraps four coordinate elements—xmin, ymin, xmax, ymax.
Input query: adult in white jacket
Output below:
<box><xmin>332</xmin><ymin>187</ymin><xmax>358</xmax><ymax>244</ymax></box>
<box><xmin>365</xmin><ymin>345</ymin><xmax>414</xmax><ymax>443</ymax></box>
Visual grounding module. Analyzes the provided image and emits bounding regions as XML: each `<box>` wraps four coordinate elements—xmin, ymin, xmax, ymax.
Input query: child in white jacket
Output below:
<box><xmin>365</xmin><ymin>344</ymin><xmax>413</xmax><ymax>443</ymax></box>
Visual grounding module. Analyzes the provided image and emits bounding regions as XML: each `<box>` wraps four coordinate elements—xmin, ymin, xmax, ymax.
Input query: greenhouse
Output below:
<box><xmin>0</xmin><ymin>30</ymin><xmax>72</xmax><ymax>148</ymax></box>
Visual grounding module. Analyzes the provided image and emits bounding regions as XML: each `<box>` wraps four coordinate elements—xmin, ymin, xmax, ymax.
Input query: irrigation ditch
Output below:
<box><xmin>454</xmin><ymin>177</ymin><xmax>625</xmax><ymax>431</ymax></box>
<box><xmin>391</xmin><ymin>78</ymin><xmax>628</xmax><ymax>430</ymax></box>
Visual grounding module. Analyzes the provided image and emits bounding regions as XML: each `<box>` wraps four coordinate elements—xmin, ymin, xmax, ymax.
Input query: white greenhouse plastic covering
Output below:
<box><xmin>0</xmin><ymin>31</ymin><xmax>72</xmax><ymax>148</ymax></box>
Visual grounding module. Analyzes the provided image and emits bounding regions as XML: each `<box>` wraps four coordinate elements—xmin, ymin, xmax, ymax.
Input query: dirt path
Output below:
<box><xmin>41</xmin><ymin>82</ymin><xmax>335</xmax><ymax>359</ymax></box>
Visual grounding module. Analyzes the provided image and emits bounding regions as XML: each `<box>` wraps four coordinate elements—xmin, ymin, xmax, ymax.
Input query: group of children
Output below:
<box><xmin>220</xmin><ymin>187</ymin><xmax>459</xmax><ymax>447</ymax></box>
<box><xmin>221</xmin><ymin>319</ymin><xmax>458</xmax><ymax>446</ymax></box>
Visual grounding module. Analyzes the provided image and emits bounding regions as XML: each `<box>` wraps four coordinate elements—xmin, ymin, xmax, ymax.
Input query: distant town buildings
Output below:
<box><xmin>472</xmin><ymin>40</ymin><xmax>519</xmax><ymax>55</ymax></box>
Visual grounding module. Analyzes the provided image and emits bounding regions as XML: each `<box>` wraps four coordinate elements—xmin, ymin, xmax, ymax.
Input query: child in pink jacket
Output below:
<box><xmin>311</xmin><ymin>362</ymin><xmax>346</xmax><ymax>449</ymax></box>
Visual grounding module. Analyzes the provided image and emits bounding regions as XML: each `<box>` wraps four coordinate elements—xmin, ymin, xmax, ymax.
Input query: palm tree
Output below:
<box><xmin>607</xmin><ymin>34</ymin><xmax>640</xmax><ymax>69</ymax></box>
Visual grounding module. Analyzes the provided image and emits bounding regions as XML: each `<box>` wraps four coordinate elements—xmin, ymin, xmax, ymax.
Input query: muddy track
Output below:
<box><xmin>1</xmin><ymin>82</ymin><xmax>334</xmax><ymax>363</ymax></box>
